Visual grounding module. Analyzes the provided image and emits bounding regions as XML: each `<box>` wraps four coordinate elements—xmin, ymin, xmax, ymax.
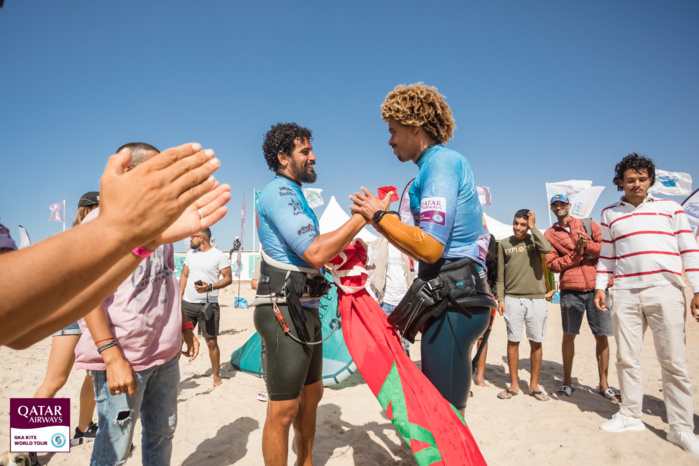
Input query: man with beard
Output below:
<box><xmin>179</xmin><ymin>227</ymin><xmax>232</xmax><ymax>387</ymax></box>
<box><xmin>254</xmin><ymin>122</ymin><xmax>370</xmax><ymax>465</ymax></box>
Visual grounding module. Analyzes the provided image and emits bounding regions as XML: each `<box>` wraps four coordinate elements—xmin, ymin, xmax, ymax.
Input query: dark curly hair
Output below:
<box><xmin>262</xmin><ymin>123</ymin><xmax>313</xmax><ymax>173</ymax></box>
<box><xmin>613</xmin><ymin>153</ymin><xmax>655</xmax><ymax>191</ymax></box>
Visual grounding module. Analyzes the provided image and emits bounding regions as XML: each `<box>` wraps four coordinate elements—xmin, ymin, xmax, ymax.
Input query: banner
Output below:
<box><xmin>302</xmin><ymin>188</ymin><xmax>324</xmax><ymax>208</ymax></box>
<box><xmin>682</xmin><ymin>188</ymin><xmax>699</xmax><ymax>233</ymax></box>
<box><xmin>649</xmin><ymin>169</ymin><xmax>693</xmax><ymax>196</ymax></box>
<box><xmin>568</xmin><ymin>186</ymin><xmax>605</xmax><ymax>219</ymax></box>
<box><xmin>18</xmin><ymin>225</ymin><xmax>31</xmax><ymax>249</ymax></box>
<box><xmin>48</xmin><ymin>202</ymin><xmax>63</xmax><ymax>222</ymax></box>
<box><xmin>235</xmin><ymin>195</ymin><xmax>246</xmax><ymax>278</ymax></box>
<box><xmin>327</xmin><ymin>240</ymin><xmax>486</xmax><ymax>466</ymax></box>
<box><xmin>477</xmin><ymin>186</ymin><xmax>492</xmax><ymax>206</ymax></box>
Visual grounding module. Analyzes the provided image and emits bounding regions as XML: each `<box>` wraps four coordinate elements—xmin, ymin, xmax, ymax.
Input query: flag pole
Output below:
<box><xmin>63</xmin><ymin>199</ymin><xmax>66</xmax><ymax>231</ymax></box>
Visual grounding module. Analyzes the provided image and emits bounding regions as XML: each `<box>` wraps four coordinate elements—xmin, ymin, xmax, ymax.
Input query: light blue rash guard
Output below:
<box><xmin>257</xmin><ymin>175</ymin><xmax>320</xmax><ymax>270</ymax></box>
<box><xmin>409</xmin><ymin>144</ymin><xmax>490</xmax><ymax>265</ymax></box>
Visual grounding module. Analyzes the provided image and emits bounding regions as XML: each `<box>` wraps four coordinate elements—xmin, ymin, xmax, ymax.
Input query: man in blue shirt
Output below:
<box><xmin>255</xmin><ymin>122</ymin><xmax>368</xmax><ymax>466</ymax></box>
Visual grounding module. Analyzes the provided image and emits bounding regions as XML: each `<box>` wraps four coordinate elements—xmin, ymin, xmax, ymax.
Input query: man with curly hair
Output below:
<box><xmin>351</xmin><ymin>83</ymin><xmax>494</xmax><ymax>415</ymax></box>
<box><xmin>595</xmin><ymin>153</ymin><xmax>699</xmax><ymax>459</ymax></box>
<box><xmin>255</xmin><ymin>122</ymin><xmax>370</xmax><ymax>465</ymax></box>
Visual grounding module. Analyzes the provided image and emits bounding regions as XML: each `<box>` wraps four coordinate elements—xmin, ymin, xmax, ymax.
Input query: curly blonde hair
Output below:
<box><xmin>380</xmin><ymin>83</ymin><xmax>455</xmax><ymax>143</ymax></box>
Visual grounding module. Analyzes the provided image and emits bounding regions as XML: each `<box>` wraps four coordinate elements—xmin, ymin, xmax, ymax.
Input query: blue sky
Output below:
<box><xmin>1</xmin><ymin>0</ymin><xmax>698</xmax><ymax>250</ymax></box>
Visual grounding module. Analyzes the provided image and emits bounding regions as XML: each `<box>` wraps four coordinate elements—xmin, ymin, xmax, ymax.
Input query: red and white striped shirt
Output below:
<box><xmin>595</xmin><ymin>194</ymin><xmax>699</xmax><ymax>292</ymax></box>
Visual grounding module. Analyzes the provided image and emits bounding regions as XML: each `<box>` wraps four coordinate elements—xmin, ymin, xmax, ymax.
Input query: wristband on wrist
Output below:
<box><xmin>97</xmin><ymin>340</ymin><xmax>118</xmax><ymax>354</ymax></box>
<box><xmin>94</xmin><ymin>337</ymin><xmax>115</xmax><ymax>346</ymax></box>
<box><xmin>132</xmin><ymin>246</ymin><xmax>154</xmax><ymax>258</ymax></box>
<box><xmin>182</xmin><ymin>321</ymin><xmax>194</xmax><ymax>331</ymax></box>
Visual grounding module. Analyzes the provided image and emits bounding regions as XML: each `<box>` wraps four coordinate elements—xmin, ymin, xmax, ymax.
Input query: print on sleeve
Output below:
<box><xmin>420</xmin><ymin>197</ymin><xmax>447</xmax><ymax>226</ymax></box>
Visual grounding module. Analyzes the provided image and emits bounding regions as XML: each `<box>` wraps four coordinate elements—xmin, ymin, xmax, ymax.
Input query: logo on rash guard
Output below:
<box><xmin>420</xmin><ymin>197</ymin><xmax>446</xmax><ymax>226</ymax></box>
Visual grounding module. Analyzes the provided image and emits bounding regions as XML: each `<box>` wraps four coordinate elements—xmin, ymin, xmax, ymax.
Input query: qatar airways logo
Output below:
<box><xmin>420</xmin><ymin>197</ymin><xmax>446</xmax><ymax>226</ymax></box>
<box><xmin>11</xmin><ymin>398</ymin><xmax>70</xmax><ymax>453</ymax></box>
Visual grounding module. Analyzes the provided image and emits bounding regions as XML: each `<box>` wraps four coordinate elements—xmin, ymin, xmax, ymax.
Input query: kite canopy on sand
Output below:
<box><xmin>230</xmin><ymin>273</ymin><xmax>357</xmax><ymax>387</ymax></box>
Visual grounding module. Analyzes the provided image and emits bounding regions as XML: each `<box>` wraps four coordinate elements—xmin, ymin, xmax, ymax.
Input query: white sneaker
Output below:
<box><xmin>667</xmin><ymin>431</ymin><xmax>699</xmax><ymax>459</ymax></box>
<box><xmin>600</xmin><ymin>412</ymin><xmax>645</xmax><ymax>432</ymax></box>
<box><xmin>256</xmin><ymin>390</ymin><xmax>268</xmax><ymax>402</ymax></box>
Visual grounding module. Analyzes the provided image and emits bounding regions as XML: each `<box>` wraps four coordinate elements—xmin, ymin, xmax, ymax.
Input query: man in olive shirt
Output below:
<box><xmin>496</xmin><ymin>209</ymin><xmax>552</xmax><ymax>401</ymax></box>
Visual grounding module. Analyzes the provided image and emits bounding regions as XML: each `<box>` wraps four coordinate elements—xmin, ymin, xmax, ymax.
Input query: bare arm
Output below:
<box><xmin>301</xmin><ymin>214</ymin><xmax>368</xmax><ymax>269</ymax></box>
<box><xmin>179</xmin><ymin>265</ymin><xmax>190</xmax><ymax>301</ymax></box>
<box><xmin>1</xmin><ymin>143</ymin><xmax>231</xmax><ymax>348</ymax></box>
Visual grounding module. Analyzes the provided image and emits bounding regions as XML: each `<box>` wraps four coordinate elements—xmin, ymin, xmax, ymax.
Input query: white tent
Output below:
<box><xmin>318</xmin><ymin>196</ymin><xmax>378</xmax><ymax>243</ymax></box>
<box><xmin>484</xmin><ymin>213</ymin><xmax>512</xmax><ymax>241</ymax></box>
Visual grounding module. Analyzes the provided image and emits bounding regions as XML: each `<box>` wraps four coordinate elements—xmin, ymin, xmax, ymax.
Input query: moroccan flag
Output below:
<box><xmin>327</xmin><ymin>240</ymin><xmax>487</xmax><ymax>466</ymax></box>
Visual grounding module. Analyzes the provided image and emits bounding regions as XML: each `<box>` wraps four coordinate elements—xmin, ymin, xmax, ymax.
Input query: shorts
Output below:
<box><xmin>253</xmin><ymin>303</ymin><xmax>323</xmax><ymax>401</ymax></box>
<box><xmin>182</xmin><ymin>301</ymin><xmax>220</xmax><ymax>338</ymax></box>
<box><xmin>503</xmin><ymin>296</ymin><xmax>547</xmax><ymax>343</ymax></box>
<box><xmin>560</xmin><ymin>289</ymin><xmax>613</xmax><ymax>337</ymax></box>
<box><xmin>52</xmin><ymin>321</ymin><xmax>82</xmax><ymax>337</ymax></box>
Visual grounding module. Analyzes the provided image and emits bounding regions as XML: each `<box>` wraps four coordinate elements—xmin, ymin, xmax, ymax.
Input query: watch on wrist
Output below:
<box><xmin>372</xmin><ymin>210</ymin><xmax>399</xmax><ymax>225</ymax></box>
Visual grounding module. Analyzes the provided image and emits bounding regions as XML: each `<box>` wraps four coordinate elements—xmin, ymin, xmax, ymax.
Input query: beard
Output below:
<box><xmin>291</xmin><ymin>160</ymin><xmax>317</xmax><ymax>184</ymax></box>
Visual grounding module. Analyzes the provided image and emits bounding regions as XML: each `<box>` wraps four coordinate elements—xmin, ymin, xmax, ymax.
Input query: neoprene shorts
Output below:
<box><xmin>253</xmin><ymin>302</ymin><xmax>323</xmax><ymax>401</ymax></box>
<box><xmin>421</xmin><ymin>307</ymin><xmax>490</xmax><ymax>410</ymax></box>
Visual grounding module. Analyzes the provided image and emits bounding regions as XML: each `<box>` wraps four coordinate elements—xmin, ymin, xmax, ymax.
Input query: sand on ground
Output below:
<box><xmin>2</xmin><ymin>284</ymin><xmax>699</xmax><ymax>465</ymax></box>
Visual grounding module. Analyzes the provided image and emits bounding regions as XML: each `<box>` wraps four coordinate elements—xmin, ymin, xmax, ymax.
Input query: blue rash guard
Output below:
<box><xmin>408</xmin><ymin>144</ymin><xmax>492</xmax><ymax>410</ymax></box>
<box><xmin>257</xmin><ymin>175</ymin><xmax>320</xmax><ymax>269</ymax></box>
<box><xmin>409</xmin><ymin>144</ymin><xmax>490</xmax><ymax>266</ymax></box>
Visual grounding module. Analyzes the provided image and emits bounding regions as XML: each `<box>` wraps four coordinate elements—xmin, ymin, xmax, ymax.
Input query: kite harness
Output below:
<box><xmin>253</xmin><ymin>249</ymin><xmax>338</xmax><ymax>346</ymax></box>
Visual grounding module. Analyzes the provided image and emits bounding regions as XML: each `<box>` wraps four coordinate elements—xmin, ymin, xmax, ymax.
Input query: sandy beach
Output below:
<box><xmin>2</xmin><ymin>284</ymin><xmax>699</xmax><ymax>465</ymax></box>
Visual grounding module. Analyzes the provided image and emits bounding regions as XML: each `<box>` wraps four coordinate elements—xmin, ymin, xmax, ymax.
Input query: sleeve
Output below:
<box><xmin>544</xmin><ymin>229</ymin><xmax>583</xmax><ymax>273</ymax></box>
<box><xmin>218</xmin><ymin>251</ymin><xmax>231</xmax><ymax>270</ymax></box>
<box><xmin>595</xmin><ymin>210</ymin><xmax>616</xmax><ymax>290</ymax></box>
<box><xmin>530</xmin><ymin>227</ymin><xmax>552</xmax><ymax>254</ymax></box>
<box><xmin>496</xmin><ymin>241</ymin><xmax>506</xmax><ymax>302</ymax></box>
<box><xmin>267</xmin><ymin>189</ymin><xmax>318</xmax><ymax>257</ymax></box>
<box><xmin>673</xmin><ymin>205</ymin><xmax>699</xmax><ymax>293</ymax></box>
<box><xmin>184</xmin><ymin>251</ymin><xmax>191</xmax><ymax>267</ymax></box>
<box><xmin>416</xmin><ymin>155</ymin><xmax>462</xmax><ymax>245</ymax></box>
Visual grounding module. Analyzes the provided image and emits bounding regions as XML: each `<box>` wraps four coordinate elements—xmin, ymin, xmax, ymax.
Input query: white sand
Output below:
<box><xmin>2</xmin><ymin>284</ymin><xmax>698</xmax><ymax>465</ymax></box>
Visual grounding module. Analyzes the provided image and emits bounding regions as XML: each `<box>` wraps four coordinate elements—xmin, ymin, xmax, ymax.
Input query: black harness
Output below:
<box><xmin>388</xmin><ymin>257</ymin><xmax>497</xmax><ymax>343</ymax></box>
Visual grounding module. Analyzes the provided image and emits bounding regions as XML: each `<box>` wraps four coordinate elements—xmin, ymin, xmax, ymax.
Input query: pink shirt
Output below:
<box><xmin>75</xmin><ymin>208</ymin><xmax>182</xmax><ymax>371</ymax></box>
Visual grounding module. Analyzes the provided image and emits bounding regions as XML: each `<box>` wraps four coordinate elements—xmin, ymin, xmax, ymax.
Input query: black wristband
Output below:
<box><xmin>209</xmin><ymin>283</ymin><xmax>213</xmax><ymax>292</ymax></box>
<box><xmin>97</xmin><ymin>340</ymin><xmax>118</xmax><ymax>354</ymax></box>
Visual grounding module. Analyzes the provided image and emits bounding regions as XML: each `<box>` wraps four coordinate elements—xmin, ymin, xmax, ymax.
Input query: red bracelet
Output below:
<box><xmin>94</xmin><ymin>337</ymin><xmax>115</xmax><ymax>346</ymax></box>
<box><xmin>182</xmin><ymin>321</ymin><xmax>194</xmax><ymax>331</ymax></box>
<box><xmin>132</xmin><ymin>246</ymin><xmax>154</xmax><ymax>258</ymax></box>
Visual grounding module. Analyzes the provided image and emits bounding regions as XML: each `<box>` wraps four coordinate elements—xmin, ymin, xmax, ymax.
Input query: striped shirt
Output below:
<box><xmin>595</xmin><ymin>194</ymin><xmax>699</xmax><ymax>292</ymax></box>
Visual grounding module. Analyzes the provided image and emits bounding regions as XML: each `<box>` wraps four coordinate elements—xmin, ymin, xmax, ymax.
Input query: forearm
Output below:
<box><xmin>546</xmin><ymin>250</ymin><xmax>582</xmax><ymax>273</ymax></box>
<box><xmin>302</xmin><ymin>214</ymin><xmax>367</xmax><ymax>269</ymax></box>
<box><xmin>374</xmin><ymin>214</ymin><xmax>444</xmax><ymax>264</ymax></box>
<box><xmin>1</xmin><ymin>219</ymin><xmax>136</xmax><ymax>348</ymax></box>
<box><xmin>83</xmin><ymin>305</ymin><xmax>126</xmax><ymax>366</ymax></box>
<box><xmin>530</xmin><ymin>227</ymin><xmax>552</xmax><ymax>254</ymax></box>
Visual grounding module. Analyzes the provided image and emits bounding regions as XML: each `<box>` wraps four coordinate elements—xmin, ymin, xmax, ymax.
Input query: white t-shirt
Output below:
<box><xmin>183</xmin><ymin>248</ymin><xmax>231</xmax><ymax>303</ymax></box>
<box><xmin>383</xmin><ymin>244</ymin><xmax>410</xmax><ymax>306</ymax></box>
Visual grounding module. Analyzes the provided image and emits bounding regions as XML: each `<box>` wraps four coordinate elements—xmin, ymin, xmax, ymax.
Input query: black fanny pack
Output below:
<box><xmin>388</xmin><ymin>257</ymin><xmax>497</xmax><ymax>343</ymax></box>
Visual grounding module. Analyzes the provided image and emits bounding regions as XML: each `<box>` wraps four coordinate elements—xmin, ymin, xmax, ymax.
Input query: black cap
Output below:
<box><xmin>78</xmin><ymin>192</ymin><xmax>100</xmax><ymax>208</ymax></box>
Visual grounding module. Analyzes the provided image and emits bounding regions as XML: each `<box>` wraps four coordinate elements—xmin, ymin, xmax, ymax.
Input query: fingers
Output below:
<box><xmin>168</xmin><ymin>151</ymin><xmax>220</xmax><ymax>198</ymax></box>
<box><xmin>145</xmin><ymin>143</ymin><xmax>202</xmax><ymax>172</ymax></box>
<box><xmin>127</xmin><ymin>374</ymin><xmax>137</xmax><ymax>398</ymax></box>
<box><xmin>383</xmin><ymin>191</ymin><xmax>393</xmax><ymax>201</ymax></box>
<box><xmin>100</xmin><ymin>149</ymin><xmax>133</xmax><ymax>188</ymax></box>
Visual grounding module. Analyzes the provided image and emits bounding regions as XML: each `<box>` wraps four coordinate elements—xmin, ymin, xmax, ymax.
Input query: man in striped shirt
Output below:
<box><xmin>594</xmin><ymin>153</ymin><xmax>699</xmax><ymax>459</ymax></box>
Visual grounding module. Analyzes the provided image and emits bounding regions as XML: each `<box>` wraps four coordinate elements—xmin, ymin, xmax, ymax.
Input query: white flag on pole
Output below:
<box><xmin>18</xmin><ymin>225</ymin><xmax>31</xmax><ymax>249</ymax></box>
<box><xmin>648</xmin><ymin>169</ymin><xmax>693</xmax><ymax>196</ymax></box>
<box><xmin>682</xmin><ymin>189</ymin><xmax>699</xmax><ymax>233</ymax></box>
<box><xmin>477</xmin><ymin>186</ymin><xmax>492</xmax><ymax>206</ymax></box>
<box><xmin>48</xmin><ymin>202</ymin><xmax>64</xmax><ymax>222</ymax></box>
<box><xmin>545</xmin><ymin>180</ymin><xmax>593</xmax><ymax>202</ymax></box>
<box><xmin>568</xmin><ymin>186</ymin><xmax>605</xmax><ymax>219</ymax></box>
<box><xmin>303</xmin><ymin>188</ymin><xmax>324</xmax><ymax>208</ymax></box>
